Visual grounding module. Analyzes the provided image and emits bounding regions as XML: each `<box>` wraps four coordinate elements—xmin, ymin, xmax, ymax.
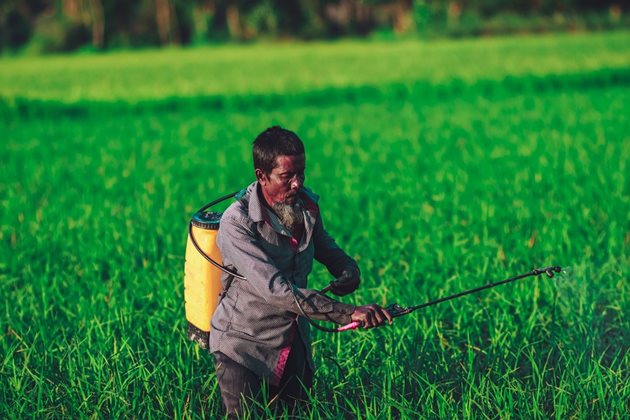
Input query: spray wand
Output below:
<box><xmin>327</xmin><ymin>266</ymin><xmax>562</xmax><ymax>332</ymax></box>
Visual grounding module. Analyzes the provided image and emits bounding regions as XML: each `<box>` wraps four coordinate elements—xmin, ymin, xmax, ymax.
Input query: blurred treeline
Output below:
<box><xmin>1</xmin><ymin>0</ymin><xmax>627</xmax><ymax>53</ymax></box>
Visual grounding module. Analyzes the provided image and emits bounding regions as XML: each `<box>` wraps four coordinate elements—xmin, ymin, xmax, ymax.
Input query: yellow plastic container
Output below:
<box><xmin>184</xmin><ymin>211</ymin><xmax>223</xmax><ymax>349</ymax></box>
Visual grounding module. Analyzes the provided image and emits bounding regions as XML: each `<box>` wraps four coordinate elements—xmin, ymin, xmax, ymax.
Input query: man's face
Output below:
<box><xmin>257</xmin><ymin>154</ymin><xmax>305</xmax><ymax>206</ymax></box>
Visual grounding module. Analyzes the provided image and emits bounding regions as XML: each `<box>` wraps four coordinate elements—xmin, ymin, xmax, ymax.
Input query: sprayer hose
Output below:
<box><xmin>189</xmin><ymin>191</ymin><xmax>342</xmax><ymax>332</ymax></box>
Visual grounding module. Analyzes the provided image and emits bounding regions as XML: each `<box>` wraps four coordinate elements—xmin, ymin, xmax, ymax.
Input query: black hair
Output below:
<box><xmin>253</xmin><ymin>126</ymin><xmax>304</xmax><ymax>174</ymax></box>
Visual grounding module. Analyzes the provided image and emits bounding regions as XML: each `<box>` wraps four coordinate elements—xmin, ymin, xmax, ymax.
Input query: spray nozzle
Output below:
<box><xmin>547</xmin><ymin>266</ymin><xmax>563</xmax><ymax>278</ymax></box>
<box><xmin>534</xmin><ymin>266</ymin><xmax>562</xmax><ymax>278</ymax></box>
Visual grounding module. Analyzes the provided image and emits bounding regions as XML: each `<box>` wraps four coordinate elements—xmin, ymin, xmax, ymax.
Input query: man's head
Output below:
<box><xmin>253</xmin><ymin>126</ymin><xmax>306</xmax><ymax>208</ymax></box>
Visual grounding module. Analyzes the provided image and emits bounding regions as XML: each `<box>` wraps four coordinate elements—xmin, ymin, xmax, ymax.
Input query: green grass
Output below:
<box><xmin>1</xmin><ymin>31</ymin><xmax>628</xmax><ymax>104</ymax></box>
<box><xmin>1</xmin><ymin>31</ymin><xmax>629</xmax><ymax>418</ymax></box>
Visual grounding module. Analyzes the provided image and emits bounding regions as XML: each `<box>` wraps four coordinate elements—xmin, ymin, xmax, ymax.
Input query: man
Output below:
<box><xmin>210</xmin><ymin>126</ymin><xmax>392</xmax><ymax>414</ymax></box>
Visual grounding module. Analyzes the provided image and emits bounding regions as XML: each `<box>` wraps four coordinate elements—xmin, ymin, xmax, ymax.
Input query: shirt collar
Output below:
<box><xmin>244</xmin><ymin>181</ymin><xmax>266</xmax><ymax>223</ymax></box>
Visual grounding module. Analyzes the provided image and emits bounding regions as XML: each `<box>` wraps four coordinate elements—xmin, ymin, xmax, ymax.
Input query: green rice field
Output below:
<box><xmin>1</xmin><ymin>31</ymin><xmax>629</xmax><ymax>418</ymax></box>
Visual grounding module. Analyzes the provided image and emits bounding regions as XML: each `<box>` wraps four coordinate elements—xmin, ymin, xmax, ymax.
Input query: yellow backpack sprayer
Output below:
<box><xmin>184</xmin><ymin>192</ymin><xmax>243</xmax><ymax>349</ymax></box>
<box><xmin>185</xmin><ymin>192</ymin><xmax>564</xmax><ymax>345</ymax></box>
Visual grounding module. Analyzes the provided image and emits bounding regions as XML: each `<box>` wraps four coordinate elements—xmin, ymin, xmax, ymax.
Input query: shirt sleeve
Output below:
<box><xmin>218</xmin><ymin>213</ymin><xmax>356</xmax><ymax>324</ymax></box>
<box><xmin>313</xmin><ymin>211</ymin><xmax>360</xmax><ymax>279</ymax></box>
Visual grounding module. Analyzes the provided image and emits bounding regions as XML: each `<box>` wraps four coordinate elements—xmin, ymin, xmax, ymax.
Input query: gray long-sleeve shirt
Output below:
<box><xmin>209</xmin><ymin>181</ymin><xmax>357</xmax><ymax>383</ymax></box>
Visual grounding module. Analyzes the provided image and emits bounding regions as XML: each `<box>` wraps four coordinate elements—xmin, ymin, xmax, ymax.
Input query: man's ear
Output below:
<box><xmin>255</xmin><ymin>168</ymin><xmax>266</xmax><ymax>184</ymax></box>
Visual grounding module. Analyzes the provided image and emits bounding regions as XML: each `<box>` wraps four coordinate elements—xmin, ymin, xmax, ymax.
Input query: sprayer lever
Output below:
<box><xmin>385</xmin><ymin>303</ymin><xmax>411</xmax><ymax>318</ymax></box>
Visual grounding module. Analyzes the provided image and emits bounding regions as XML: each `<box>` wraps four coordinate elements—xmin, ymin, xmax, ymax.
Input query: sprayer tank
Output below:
<box><xmin>184</xmin><ymin>211</ymin><xmax>223</xmax><ymax>349</ymax></box>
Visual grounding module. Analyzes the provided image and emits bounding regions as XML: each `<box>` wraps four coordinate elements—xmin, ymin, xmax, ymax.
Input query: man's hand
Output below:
<box><xmin>350</xmin><ymin>304</ymin><xmax>393</xmax><ymax>329</ymax></box>
<box><xmin>330</xmin><ymin>268</ymin><xmax>360</xmax><ymax>296</ymax></box>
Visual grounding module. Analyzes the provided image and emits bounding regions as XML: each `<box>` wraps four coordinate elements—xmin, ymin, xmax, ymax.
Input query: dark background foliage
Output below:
<box><xmin>1</xmin><ymin>0</ymin><xmax>627</xmax><ymax>53</ymax></box>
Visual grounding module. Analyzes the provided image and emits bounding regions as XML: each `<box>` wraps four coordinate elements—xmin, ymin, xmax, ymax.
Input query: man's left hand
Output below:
<box><xmin>329</xmin><ymin>268</ymin><xmax>360</xmax><ymax>296</ymax></box>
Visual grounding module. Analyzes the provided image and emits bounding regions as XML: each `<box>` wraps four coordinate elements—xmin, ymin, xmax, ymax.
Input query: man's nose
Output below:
<box><xmin>290</xmin><ymin>177</ymin><xmax>301</xmax><ymax>190</ymax></box>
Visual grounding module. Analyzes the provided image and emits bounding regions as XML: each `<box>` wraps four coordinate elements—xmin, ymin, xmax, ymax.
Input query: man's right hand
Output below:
<box><xmin>350</xmin><ymin>304</ymin><xmax>393</xmax><ymax>329</ymax></box>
